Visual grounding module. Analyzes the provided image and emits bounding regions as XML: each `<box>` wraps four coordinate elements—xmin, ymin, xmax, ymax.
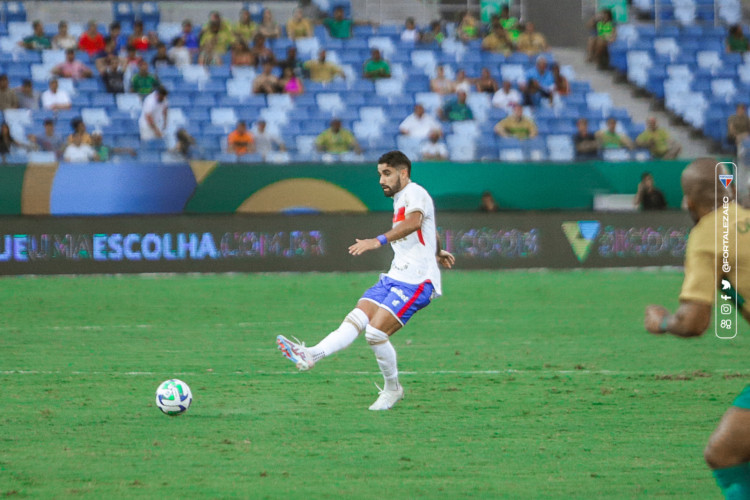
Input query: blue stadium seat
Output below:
<box><xmin>138</xmin><ymin>2</ymin><xmax>160</xmax><ymax>24</ymax></box>
<box><xmin>4</xmin><ymin>1</ymin><xmax>26</xmax><ymax>22</ymax></box>
<box><xmin>113</xmin><ymin>2</ymin><xmax>135</xmax><ymax>24</ymax></box>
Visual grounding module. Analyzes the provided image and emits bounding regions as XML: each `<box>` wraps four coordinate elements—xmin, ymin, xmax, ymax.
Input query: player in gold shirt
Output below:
<box><xmin>644</xmin><ymin>158</ymin><xmax>750</xmax><ymax>500</ymax></box>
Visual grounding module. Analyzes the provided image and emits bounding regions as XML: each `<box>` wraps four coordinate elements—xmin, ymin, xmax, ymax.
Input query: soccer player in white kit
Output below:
<box><xmin>277</xmin><ymin>151</ymin><xmax>455</xmax><ymax>410</ymax></box>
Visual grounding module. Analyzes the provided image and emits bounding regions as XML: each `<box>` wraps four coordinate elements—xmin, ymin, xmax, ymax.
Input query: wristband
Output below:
<box><xmin>659</xmin><ymin>316</ymin><xmax>669</xmax><ymax>332</ymax></box>
<box><xmin>376</xmin><ymin>234</ymin><xmax>388</xmax><ymax>246</ymax></box>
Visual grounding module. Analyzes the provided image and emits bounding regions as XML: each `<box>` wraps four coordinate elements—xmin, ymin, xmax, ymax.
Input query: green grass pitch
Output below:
<box><xmin>2</xmin><ymin>269</ymin><xmax>747</xmax><ymax>499</ymax></box>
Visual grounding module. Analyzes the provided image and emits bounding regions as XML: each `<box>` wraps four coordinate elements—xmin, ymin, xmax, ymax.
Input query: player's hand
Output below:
<box><xmin>644</xmin><ymin>305</ymin><xmax>670</xmax><ymax>334</ymax></box>
<box><xmin>348</xmin><ymin>238</ymin><xmax>381</xmax><ymax>256</ymax></box>
<box><xmin>437</xmin><ymin>249</ymin><xmax>455</xmax><ymax>269</ymax></box>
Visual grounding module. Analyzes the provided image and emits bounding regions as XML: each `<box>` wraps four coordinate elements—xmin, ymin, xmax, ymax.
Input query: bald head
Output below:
<box><xmin>681</xmin><ymin>157</ymin><xmax>734</xmax><ymax>221</ymax></box>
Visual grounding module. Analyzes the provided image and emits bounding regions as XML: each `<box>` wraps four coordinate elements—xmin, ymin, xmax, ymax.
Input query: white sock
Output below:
<box><xmin>309</xmin><ymin>308</ymin><xmax>369</xmax><ymax>362</ymax></box>
<box><xmin>365</xmin><ymin>324</ymin><xmax>399</xmax><ymax>391</ymax></box>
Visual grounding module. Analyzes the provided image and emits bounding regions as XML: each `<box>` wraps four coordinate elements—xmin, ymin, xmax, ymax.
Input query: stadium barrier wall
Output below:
<box><xmin>0</xmin><ymin>160</ymin><xmax>691</xmax><ymax>216</ymax></box>
<box><xmin>0</xmin><ymin>211</ymin><xmax>692</xmax><ymax>275</ymax></box>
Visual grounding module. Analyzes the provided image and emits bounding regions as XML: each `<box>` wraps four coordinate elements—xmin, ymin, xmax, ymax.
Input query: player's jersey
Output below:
<box><xmin>680</xmin><ymin>201</ymin><xmax>750</xmax><ymax>314</ymax></box>
<box><xmin>386</xmin><ymin>181</ymin><xmax>442</xmax><ymax>296</ymax></box>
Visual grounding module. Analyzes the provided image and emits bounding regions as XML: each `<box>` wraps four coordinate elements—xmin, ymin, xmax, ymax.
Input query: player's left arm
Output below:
<box><xmin>348</xmin><ymin>211</ymin><xmax>423</xmax><ymax>256</ymax></box>
<box><xmin>644</xmin><ymin>300</ymin><xmax>712</xmax><ymax>337</ymax></box>
<box><xmin>436</xmin><ymin>234</ymin><xmax>454</xmax><ymax>269</ymax></box>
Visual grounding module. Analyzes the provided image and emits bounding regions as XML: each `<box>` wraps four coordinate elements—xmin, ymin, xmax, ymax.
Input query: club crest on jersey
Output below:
<box><xmin>719</xmin><ymin>174</ymin><xmax>733</xmax><ymax>188</ymax></box>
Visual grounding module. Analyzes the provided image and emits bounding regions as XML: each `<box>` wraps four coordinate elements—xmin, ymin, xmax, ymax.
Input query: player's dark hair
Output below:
<box><xmin>378</xmin><ymin>150</ymin><xmax>411</xmax><ymax>177</ymax></box>
<box><xmin>641</xmin><ymin>171</ymin><xmax>652</xmax><ymax>181</ymax></box>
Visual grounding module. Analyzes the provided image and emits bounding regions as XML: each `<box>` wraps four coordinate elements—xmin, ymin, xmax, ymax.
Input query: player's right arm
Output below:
<box><xmin>644</xmin><ymin>301</ymin><xmax>711</xmax><ymax>337</ymax></box>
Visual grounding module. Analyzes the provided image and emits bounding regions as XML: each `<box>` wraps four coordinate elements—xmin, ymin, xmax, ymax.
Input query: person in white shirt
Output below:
<box><xmin>400</xmin><ymin>17</ymin><xmax>419</xmax><ymax>43</ymax></box>
<box><xmin>139</xmin><ymin>87</ymin><xmax>169</xmax><ymax>141</ymax></box>
<box><xmin>41</xmin><ymin>79</ymin><xmax>72</xmax><ymax>111</ymax></box>
<box><xmin>491</xmin><ymin>79</ymin><xmax>522</xmax><ymax>111</ymax></box>
<box><xmin>398</xmin><ymin>104</ymin><xmax>441</xmax><ymax>141</ymax></box>
<box><xmin>454</xmin><ymin>69</ymin><xmax>473</xmax><ymax>94</ymax></box>
<box><xmin>168</xmin><ymin>37</ymin><xmax>192</xmax><ymax>68</ymax></box>
<box><xmin>420</xmin><ymin>130</ymin><xmax>449</xmax><ymax>161</ymax></box>
<box><xmin>63</xmin><ymin>132</ymin><xmax>98</xmax><ymax>162</ymax></box>
<box><xmin>252</xmin><ymin>120</ymin><xmax>286</xmax><ymax>159</ymax></box>
<box><xmin>277</xmin><ymin>151</ymin><xmax>455</xmax><ymax>411</ymax></box>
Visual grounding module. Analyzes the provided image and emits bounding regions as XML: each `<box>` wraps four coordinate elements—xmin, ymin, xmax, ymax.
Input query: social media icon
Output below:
<box><xmin>722</xmin><ymin>279</ymin><xmax>731</xmax><ymax>290</ymax></box>
<box><xmin>722</xmin><ymin>294</ymin><xmax>732</xmax><ymax>300</ymax></box>
<box><xmin>721</xmin><ymin>304</ymin><xmax>732</xmax><ymax>314</ymax></box>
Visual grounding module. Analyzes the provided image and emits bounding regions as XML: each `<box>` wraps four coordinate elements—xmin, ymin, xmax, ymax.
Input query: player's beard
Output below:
<box><xmin>381</xmin><ymin>179</ymin><xmax>401</xmax><ymax>198</ymax></box>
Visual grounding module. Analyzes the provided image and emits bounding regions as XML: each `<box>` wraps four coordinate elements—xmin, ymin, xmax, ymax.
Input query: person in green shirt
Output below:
<box><xmin>636</xmin><ymin>117</ymin><xmax>681</xmax><ymax>159</ymax></box>
<box><xmin>587</xmin><ymin>8</ymin><xmax>616</xmax><ymax>68</ymax></box>
<box><xmin>323</xmin><ymin>7</ymin><xmax>353</xmax><ymax>39</ymax></box>
<box><xmin>595</xmin><ymin>117</ymin><xmax>634</xmax><ymax>150</ymax></box>
<box><xmin>498</xmin><ymin>7</ymin><xmax>520</xmax><ymax>43</ymax></box>
<box><xmin>494</xmin><ymin>104</ymin><xmax>537</xmax><ymax>139</ymax></box>
<box><xmin>363</xmin><ymin>49</ymin><xmax>391</xmax><ymax>80</ymax></box>
<box><xmin>19</xmin><ymin>20</ymin><xmax>51</xmax><ymax>50</ymax></box>
<box><xmin>315</xmin><ymin>119</ymin><xmax>362</xmax><ymax>154</ymax></box>
<box><xmin>439</xmin><ymin>90</ymin><xmax>474</xmax><ymax>122</ymax></box>
<box><xmin>234</xmin><ymin>8</ymin><xmax>258</xmax><ymax>45</ymax></box>
<box><xmin>727</xmin><ymin>24</ymin><xmax>749</xmax><ymax>53</ymax></box>
<box><xmin>130</xmin><ymin>60</ymin><xmax>160</xmax><ymax>96</ymax></box>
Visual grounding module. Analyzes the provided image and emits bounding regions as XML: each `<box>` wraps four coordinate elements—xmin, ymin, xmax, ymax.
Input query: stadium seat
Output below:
<box><xmin>446</xmin><ymin>134</ymin><xmax>475</xmax><ymax>162</ymax></box>
<box><xmin>602</xmin><ymin>148</ymin><xmax>632</xmax><ymax>162</ymax></box>
<box><xmin>546</xmin><ymin>135</ymin><xmax>574</xmax><ymax>161</ymax></box>
<box><xmin>4</xmin><ymin>3</ymin><xmax>27</xmax><ymax>23</ymax></box>
<box><xmin>317</xmin><ymin>93</ymin><xmax>345</xmax><ymax>114</ymax></box>
<box><xmin>374</xmin><ymin>79</ymin><xmax>403</xmax><ymax>98</ymax></box>
<box><xmin>210</xmin><ymin>108</ymin><xmax>238</xmax><ymax>129</ymax></box>
<box><xmin>28</xmin><ymin>151</ymin><xmax>56</xmax><ymax>163</ymax></box>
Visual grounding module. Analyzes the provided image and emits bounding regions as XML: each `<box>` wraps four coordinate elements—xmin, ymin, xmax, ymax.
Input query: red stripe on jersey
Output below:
<box><xmin>393</xmin><ymin>206</ymin><xmax>406</xmax><ymax>223</ymax></box>
<box><xmin>417</xmin><ymin>229</ymin><xmax>425</xmax><ymax>245</ymax></box>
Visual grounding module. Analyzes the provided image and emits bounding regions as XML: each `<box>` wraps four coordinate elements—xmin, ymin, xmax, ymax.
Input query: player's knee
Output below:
<box><xmin>345</xmin><ymin>308</ymin><xmax>369</xmax><ymax>333</ymax></box>
<box><xmin>365</xmin><ymin>324</ymin><xmax>389</xmax><ymax>346</ymax></box>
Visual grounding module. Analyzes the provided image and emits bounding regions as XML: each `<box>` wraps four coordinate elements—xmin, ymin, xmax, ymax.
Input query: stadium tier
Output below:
<box><xmin>0</xmin><ymin>2</ymin><xmax>653</xmax><ymax>164</ymax></box>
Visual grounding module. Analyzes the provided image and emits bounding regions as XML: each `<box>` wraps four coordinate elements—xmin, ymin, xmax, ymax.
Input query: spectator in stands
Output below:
<box><xmin>180</xmin><ymin>20</ymin><xmax>200</xmax><ymax>56</ymax></box>
<box><xmin>252</xmin><ymin>120</ymin><xmax>286</xmax><ymax>159</ymax></box>
<box><xmin>481</xmin><ymin>23</ymin><xmax>512</xmax><ymax>55</ymax></box>
<box><xmin>227</xmin><ymin>120</ymin><xmax>256</xmax><ymax>155</ymax></box>
<box><xmin>0</xmin><ymin>122</ymin><xmax>28</xmax><ymax>160</ymax></box>
<box><xmin>401</xmin><ymin>18</ymin><xmax>419</xmax><ymax>43</ymax></box>
<box><xmin>574</xmin><ymin>117</ymin><xmax>598</xmax><ymax>160</ymax></box>
<box><xmin>363</xmin><ymin>49</ymin><xmax>391</xmax><ymax>80</ymax></box>
<box><xmin>91</xmin><ymin>131</ymin><xmax>136</xmax><ymax>162</ymax></box>
<box><xmin>315</xmin><ymin>118</ymin><xmax>362</xmax><ymax>154</ymax></box>
<box><xmin>278</xmin><ymin>46</ymin><xmax>302</xmax><ymax>77</ymax></box>
<box><xmin>79</xmin><ymin>20</ymin><xmax>106</xmax><ymax>57</ymax></box>
<box><xmin>235</xmin><ymin>9</ymin><xmax>258</xmax><ymax>44</ymax></box>
<box><xmin>152</xmin><ymin>43</ymin><xmax>173</xmax><ymax>69</ymax></box>
<box><xmin>636</xmin><ymin>116</ymin><xmax>681</xmax><ymax>159</ymax></box>
<box><xmin>19</xmin><ymin>20</ymin><xmax>51</xmax><ymax>51</ymax></box>
<box><xmin>169</xmin><ymin>37</ymin><xmax>192</xmax><ymax>68</ymax></box>
<box><xmin>587</xmin><ymin>8</ymin><xmax>616</xmax><ymax>69</ymax></box>
<box><xmin>726</xmin><ymin>24</ymin><xmax>749</xmax><ymax>54</ymax></box>
<box><xmin>286</xmin><ymin>8</ymin><xmax>313</xmax><ymax>40</ymax></box>
<box><xmin>123</xmin><ymin>44</ymin><xmax>143</xmax><ymax>72</ymax></box>
<box><xmin>66</xmin><ymin>118</ymin><xmax>91</xmax><ymax>145</ymax></box>
<box><xmin>108</xmin><ymin>22</ymin><xmax>129</xmax><ymax>54</ymax></box>
<box><xmin>101</xmin><ymin>56</ymin><xmax>126</xmax><ymax>94</ymax></box>
<box><xmin>492</xmin><ymin>80</ymin><xmax>522</xmax><ymax>111</ymax></box>
<box><xmin>138</xmin><ymin>86</ymin><xmax>169</xmax><ymax>141</ymax></box>
<box><xmin>516</xmin><ymin>22</ymin><xmax>548</xmax><ymax>56</ymax></box>
<box><xmin>29</xmin><ymin>118</ymin><xmax>64</xmax><ymax>158</ymax></box>
<box><xmin>258</xmin><ymin>9</ymin><xmax>282</xmax><ymax>39</ymax></box>
<box><xmin>439</xmin><ymin>90</ymin><xmax>474</xmax><ymax>122</ymax></box>
<box><xmin>634</xmin><ymin>172</ymin><xmax>667</xmax><ymax>210</ymax></box>
<box><xmin>231</xmin><ymin>41</ymin><xmax>254</xmax><ymax>67</ymax></box>
<box><xmin>250</xmin><ymin>34</ymin><xmax>276</xmax><ymax>66</ymax></box>
<box><xmin>498</xmin><ymin>6</ymin><xmax>520</xmax><ymax>43</ymax></box>
<box><xmin>280</xmin><ymin>67</ymin><xmax>304</xmax><ymax>96</ymax></box>
<box><xmin>596</xmin><ymin>117</ymin><xmax>634</xmax><ymax>150</ymax></box>
<box><xmin>40</xmin><ymin>78</ymin><xmax>71</xmax><ymax>111</ymax></box>
<box><xmin>420</xmin><ymin>21</ymin><xmax>445</xmax><ymax>45</ymax></box>
<box><xmin>0</xmin><ymin>75</ymin><xmax>18</xmax><ymax>111</ymax></box>
<box><xmin>522</xmin><ymin>78</ymin><xmax>551</xmax><ymax>107</ymax></box>
<box><xmin>551</xmin><ymin>63</ymin><xmax>570</xmax><ymax>96</ymax></box>
<box><xmin>129</xmin><ymin>20</ymin><xmax>155</xmax><ymax>52</ymax></box>
<box><xmin>457</xmin><ymin>11</ymin><xmax>480</xmax><ymax>42</ymax></box>
<box><xmin>475</xmin><ymin>68</ymin><xmax>499</xmax><ymax>94</ymax></box>
<box><xmin>420</xmin><ymin>130</ymin><xmax>449</xmax><ymax>161</ymax></box>
<box><xmin>171</xmin><ymin>128</ymin><xmax>198</xmax><ymax>160</ymax></box>
<box><xmin>399</xmin><ymin>103</ymin><xmax>441</xmax><ymax>141</ymax></box>
<box><xmin>199</xmin><ymin>16</ymin><xmax>234</xmax><ymax>66</ymax></box>
<box><xmin>430</xmin><ymin>65</ymin><xmax>455</xmax><ymax>95</ymax></box>
<box><xmin>131</xmin><ymin>60</ymin><xmax>160</xmax><ymax>96</ymax></box>
<box><xmin>304</xmin><ymin>50</ymin><xmax>345</xmax><ymax>83</ymax></box>
<box><xmin>454</xmin><ymin>69</ymin><xmax>473</xmax><ymax>94</ymax></box>
<box><xmin>323</xmin><ymin>6</ymin><xmax>354</xmax><ymax>39</ymax></box>
<box><xmin>52</xmin><ymin>21</ymin><xmax>78</xmax><ymax>51</ymax></box>
<box><xmin>53</xmin><ymin>49</ymin><xmax>94</xmax><ymax>80</ymax></box>
<box><xmin>298</xmin><ymin>0</ymin><xmax>325</xmax><ymax>23</ymax></box>
<box><xmin>63</xmin><ymin>131</ymin><xmax>98</xmax><ymax>163</ymax></box>
<box><xmin>253</xmin><ymin>63</ymin><xmax>280</xmax><ymax>94</ymax></box>
<box><xmin>525</xmin><ymin>56</ymin><xmax>555</xmax><ymax>92</ymax></box>
<box><xmin>479</xmin><ymin>190</ymin><xmax>499</xmax><ymax>212</ymax></box>
<box><xmin>94</xmin><ymin>38</ymin><xmax>120</xmax><ymax>74</ymax></box>
<box><xmin>728</xmin><ymin>103</ymin><xmax>750</xmax><ymax>147</ymax></box>
<box><xmin>494</xmin><ymin>104</ymin><xmax>538</xmax><ymax>139</ymax></box>
<box><xmin>16</xmin><ymin>80</ymin><xmax>39</xmax><ymax>111</ymax></box>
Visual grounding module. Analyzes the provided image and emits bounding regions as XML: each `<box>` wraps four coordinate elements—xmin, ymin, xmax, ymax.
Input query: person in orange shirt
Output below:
<box><xmin>227</xmin><ymin>121</ymin><xmax>255</xmax><ymax>155</ymax></box>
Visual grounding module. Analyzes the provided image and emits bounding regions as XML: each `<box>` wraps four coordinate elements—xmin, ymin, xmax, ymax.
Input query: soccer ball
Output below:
<box><xmin>155</xmin><ymin>379</ymin><xmax>192</xmax><ymax>416</ymax></box>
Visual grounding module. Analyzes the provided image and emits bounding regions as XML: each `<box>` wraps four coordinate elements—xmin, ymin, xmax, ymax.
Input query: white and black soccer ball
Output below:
<box><xmin>155</xmin><ymin>379</ymin><xmax>192</xmax><ymax>416</ymax></box>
